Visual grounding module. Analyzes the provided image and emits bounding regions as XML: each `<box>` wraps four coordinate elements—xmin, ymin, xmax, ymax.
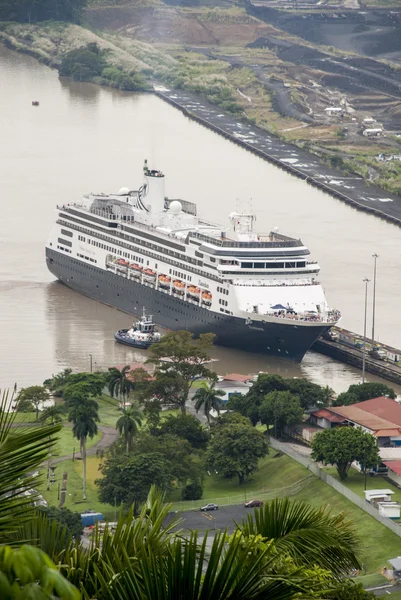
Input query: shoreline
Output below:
<box><xmin>154</xmin><ymin>88</ymin><xmax>401</xmax><ymax>229</ymax></box>
<box><xmin>2</xmin><ymin>30</ymin><xmax>401</xmax><ymax>226</ymax></box>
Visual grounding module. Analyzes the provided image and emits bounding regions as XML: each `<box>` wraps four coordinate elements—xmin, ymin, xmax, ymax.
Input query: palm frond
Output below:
<box><xmin>237</xmin><ymin>497</ymin><xmax>361</xmax><ymax>576</ymax></box>
<box><xmin>0</xmin><ymin>390</ymin><xmax>62</xmax><ymax>541</ymax></box>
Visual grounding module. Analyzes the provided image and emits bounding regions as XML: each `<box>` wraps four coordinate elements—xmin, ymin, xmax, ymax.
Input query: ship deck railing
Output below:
<box><xmin>246</xmin><ymin>311</ymin><xmax>341</xmax><ymax>324</ymax></box>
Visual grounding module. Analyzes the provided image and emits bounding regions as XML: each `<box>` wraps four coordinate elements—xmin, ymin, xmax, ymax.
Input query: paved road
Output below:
<box><xmin>51</xmin><ymin>425</ymin><xmax>118</xmax><ymax>465</ymax></box>
<box><xmin>167</xmin><ymin>504</ymin><xmax>258</xmax><ymax>534</ymax></box>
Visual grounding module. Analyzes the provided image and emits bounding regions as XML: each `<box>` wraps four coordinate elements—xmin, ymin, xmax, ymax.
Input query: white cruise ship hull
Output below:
<box><xmin>46</xmin><ymin>248</ymin><xmax>330</xmax><ymax>362</ymax></box>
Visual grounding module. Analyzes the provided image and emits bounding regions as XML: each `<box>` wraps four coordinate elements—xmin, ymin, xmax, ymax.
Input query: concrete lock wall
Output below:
<box><xmin>269</xmin><ymin>438</ymin><xmax>401</xmax><ymax>539</ymax></box>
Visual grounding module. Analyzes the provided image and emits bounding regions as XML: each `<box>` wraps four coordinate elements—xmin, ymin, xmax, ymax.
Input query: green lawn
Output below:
<box><xmin>323</xmin><ymin>466</ymin><xmax>401</xmax><ymax>509</ymax></box>
<box><xmin>170</xmin><ymin>451</ymin><xmax>311</xmax><ymax>509</ymax></box>
<box><xmin>295</xmin><ymin>478</ymin><xmax>401</xmax><ymax>573</ymax></box>
<box><xmin>386</xmin><ymin>593</ymin><xmax>401</xmax><ymax>599</ymax></box>
<box><xmin>41</xmin><ymin>457</ymin><xmax>115</xmax><ymax>520</ymax></box>
<box><xmin>52</xmin><ymin>425</ymin><xmax>102</xmax><ymax>460</ymax></box>
<box><xmin>354</xmin><ymin>573</ymin><xmax>388</xmax><ymax>587</ymax></box>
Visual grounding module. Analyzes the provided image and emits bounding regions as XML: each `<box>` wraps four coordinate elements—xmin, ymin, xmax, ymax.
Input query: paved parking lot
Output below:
<box><xmin>167</xmin><ymin>504</ymin><xmax>257</xmax><ymax>534</ymax></box>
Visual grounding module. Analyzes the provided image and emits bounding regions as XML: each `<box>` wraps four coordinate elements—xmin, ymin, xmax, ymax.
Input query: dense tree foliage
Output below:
<box><xmin>259</xmin><ymin>390</ymin><xmax>304</xmax><ymax>436</ymax></box>
<box><xmin>143</xmin><ymin>330</ymin><xmax>216</xmax><ymax>414</ymax></box>
<box><xmin>59</xmin><ymin>43</ymin><xmax>148</xmax><ymax>91</ymax></box>
<box><xmin>96</xmin><ymin>453</ymin><xmax>174</xmax><ymax>506</ymax></box>
<box><xmin>40</xmin><ymin>506</ymin><xmax>83</xmax><ymax>539</ymax></box>
<box><xmin>311</xmin><ymin>426</ymin><xmax>380</xmax><ymax>481</ymax></box>
<box><xmin>227</xmin><ymin>373</ymin><xmax>332</xmax><ymax>427</ymax></box>
<box><xmin>332</xmin><ymin>382</ymin><xmax>396</xmax><ymax>406</ymax></box>
<box><xmin>207</xmin><ymin>413</ymin><xmax>268</xmax><ymax>484</ymax></box>
<box><xmin>17</xmin><ymin>385</ymin><xmax>49</xmax><ymax>420</ymax></box>
<box><xmin>0</xmin><ymin>0</ymin><xmax>87</xmax><ymax>23</ymax></box>
<box><xmin>155</xmin><ymin>413</ymin><xmax>209</xmax><ymax>450</ymax></box>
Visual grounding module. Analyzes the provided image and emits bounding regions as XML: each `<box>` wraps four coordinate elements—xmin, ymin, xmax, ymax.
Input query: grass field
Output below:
<box><xmin>323</xmin><ymin>466</ymin><xmax>401</xmax><ymax>509</ymax></box>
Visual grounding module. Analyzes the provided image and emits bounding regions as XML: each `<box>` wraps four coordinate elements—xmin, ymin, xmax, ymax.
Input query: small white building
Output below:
<box><xmin>364</xmin><ymin>489</ymin><xmax>395</xmax><ymax>505</ymax></box>
<box><xmin>363</xmin><ymin>117</ymin><xmax>375</xmax><ymax>125</ymax></box>
<box><xmin>363</xmin><ymin>128</ymin><xmax>383</xmax><ymax>137</ymax></box>
<box><xmin>378</xmin><ymin>501</ymin><xmax>401</xmax><ymax>520</ymax></box>
<box><xmin>325</xmin><ymin>107</ymin><xmax>343</xmax><ymax>116</ymax></box>
<box><xmin>217</xmin><ymin>373</ymin><xmax>253</xmax><ymax>403</ymax></box>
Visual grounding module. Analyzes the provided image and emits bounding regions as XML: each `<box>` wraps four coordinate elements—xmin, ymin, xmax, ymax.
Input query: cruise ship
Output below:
<box><xmin>45</xmin><ymin>161</ymin><xmax>340</xmax><ymax>361</ymax></box>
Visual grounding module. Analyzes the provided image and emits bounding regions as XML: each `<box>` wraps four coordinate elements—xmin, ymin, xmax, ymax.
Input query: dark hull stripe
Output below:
<box><xmin>45</xmin><ymin>248</ymin><xmax>330</xmax><ymax>362</ymax></box>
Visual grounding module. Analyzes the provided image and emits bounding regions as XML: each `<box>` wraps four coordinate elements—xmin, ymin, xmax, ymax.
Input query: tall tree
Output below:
<box><xmin>156</xmin><ymin>413</ymin><xmax>209</xmax><ymax>450</ymax></box>
<box><xmin>332</xmin><ymin>382</ymin><xmax>396</xmax><ymax>407</ymax></box>
<box><xmin>107</xmin><ymin>366</ymin><xmax>134</xmax><ymax>401</ymax></box>
<box><xmin>116</xmin><ymin>402</ymin><xmax>142</xmax><ymax>454</ymax></box>
<box><xmin>17</xmin><ymin>385</ymin><xmax>49</xmax><ymax>420</ymax></box>
<box><xmin>311</xmin><ymin>427</ymin><xmax>379</xmax><ymax>481</ymax></box>
<box><xmin>192</xmin><ymin>379</ymin><xmax>225</xmax><ymax>423</ymax></box>
<box><xmin>206</xmin><ymin>415</ymin><xmax>268</xmax><ymax>484</ymax></box>
<box><xmin>259</xmin><ymin>390</ymin><xmax>304</xmax><ymax>437</ymax></box>
<box><xmin>68</xmin><ymin>395</ymin><xmax>99</xmax><ymax>500</ymax></box>
<box><xmin>96</xmin><ymin>453</ymin><xmax>174</xmax><ymax>507</ymax></box>
<box><xmin>145</xmin><ymin>330</ymin><xmax>216</xmax><ymax>414</ymax></box>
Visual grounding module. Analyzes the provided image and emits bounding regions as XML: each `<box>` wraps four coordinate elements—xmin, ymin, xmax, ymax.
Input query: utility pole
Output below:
<box><xmin>371</xmin><ymin>254</ymin><xmax>379</xmax><ymax>347</ymax></box>
<box><xmin>89</xmin><ymin>354</ymin><xmax>93</xmax><ymax>374</ymax></box>
<box><xmin>362</xmin><ymin>278</ymin><xmax>370</xmax><ymax>384</ymax></box>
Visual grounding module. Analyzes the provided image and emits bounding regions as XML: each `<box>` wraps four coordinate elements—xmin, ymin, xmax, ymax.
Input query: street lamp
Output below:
<box><xmin>371</xmin><ymin>254</ymin><xmax>379</xmax><ymax>347</ymax></box>
<box><xmin>362</xmin><ymin>278</ymin><xmax>370</xmax><ymax>384</ymax></box>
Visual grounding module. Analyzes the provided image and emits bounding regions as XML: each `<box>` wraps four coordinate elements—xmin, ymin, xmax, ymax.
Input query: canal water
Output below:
<box><xmin>1</xmin><ymin>44</ymin><xmax>401</xmax><ymax>392</ymax></box>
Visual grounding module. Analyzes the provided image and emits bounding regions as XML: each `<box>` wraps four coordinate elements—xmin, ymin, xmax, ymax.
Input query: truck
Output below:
<box><xmin>369</xmin><ymin>347</ymin><xmax>387</xmax><ymax>361</ymax></box>
<box><xmin>81</xmin><ymin>511</ymin><xmax>104</xmax><ymax>527</ymax></box>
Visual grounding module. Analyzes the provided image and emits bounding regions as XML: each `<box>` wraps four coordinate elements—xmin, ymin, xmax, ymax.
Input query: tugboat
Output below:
<box><xmin>114</xmin><ymin>309</ymin><xmax>162</xmax><ymax>349</ymax></box>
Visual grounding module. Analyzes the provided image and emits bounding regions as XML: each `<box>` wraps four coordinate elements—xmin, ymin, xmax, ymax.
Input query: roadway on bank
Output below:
<box><xmin>155</xmin><ymin>88</ymin><xmax>401</xmax><ymax>225</ymax></box>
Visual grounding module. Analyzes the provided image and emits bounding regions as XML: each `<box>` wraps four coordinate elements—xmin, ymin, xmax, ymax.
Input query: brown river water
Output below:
<box><xmin>1</xmin><ymin>45</ymin><xmax>401</xmax><ymax>393</ymax></box>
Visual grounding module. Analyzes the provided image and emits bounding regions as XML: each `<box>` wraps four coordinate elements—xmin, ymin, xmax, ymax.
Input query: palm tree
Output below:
<box><xmin>0</xmin><ymin>390</ymin><xmax>61</xmax><ymax>541</ymax></box>
<box><xmin>116</xmin><ymin>402</ymin><xmax>142</xmax><ymax>454</ymax></box>
<box><xmin>237</xmin><ymin>497</ymin><xmax>361</xmax><ymax>577</ymax></box>
<box><xmin>193</xmin><ymin>379</ymin><xmax>225</xmax><ymax>423</ymax></box>
<box><xmin>68</xmin><ymin>396</ymin><xmax>99</xmax><ymax>500</ymax></box>
<box><xmin>107</xmin><ymin>366</ymin><xmax>134</xmax><ymax>402</ymax></box>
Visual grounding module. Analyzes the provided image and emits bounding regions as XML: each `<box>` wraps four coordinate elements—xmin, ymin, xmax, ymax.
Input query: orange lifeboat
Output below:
<box><xmin>143</xmin><ymin>268</ymin><xmax>156</xmax><ymax>278</ymax></box>
<box><xmin>201</xmin><ymin>291</ymin><xmax>212</xmax><ymax>304</ymax></box>
<box><xmin>116</xmin><ymin>259</ymin><xmax>129</xmax><ymax>267</ymax></box>
<box><xmin>173</xmin><ymin>280</ymin><xmax>186</xmax><ymax>294</ymax></box>
<box><xmin>158</xmin><ymin>274</ymin><xmax>171</xmax><ymax>288</ymax></box>
<box><xmin>129</xmin><ymin>263</ymin><xmax>142</xmax><ymax>278</ymax></box>
<box><xmin>187</xmin><ymin>286</ymin><xmax>201</xmax><ymax>297</ymax></box>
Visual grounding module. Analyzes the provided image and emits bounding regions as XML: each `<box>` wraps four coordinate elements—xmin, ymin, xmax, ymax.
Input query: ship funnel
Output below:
<box><xmin>141</xmin><ymin>160</ymin><xmax>165</xmax><ymax>213</ymax></box>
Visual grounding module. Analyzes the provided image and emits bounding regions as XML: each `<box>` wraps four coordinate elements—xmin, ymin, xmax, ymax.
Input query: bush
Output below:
<box><xmin>181</xmin><ymin>481</ymin><xmax>203</xmax><ymax>501</ymax></box>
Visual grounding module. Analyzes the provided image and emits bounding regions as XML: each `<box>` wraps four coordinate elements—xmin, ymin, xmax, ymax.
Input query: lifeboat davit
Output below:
<box><xmin>173</xmin><ymin>280</ymin><xmax>186</xmax><ymax>294</ymax></box>
<box><xmin>187</xmin><ymin>286</ymin><xmax>201</xmax><ymax>297</ymax></box>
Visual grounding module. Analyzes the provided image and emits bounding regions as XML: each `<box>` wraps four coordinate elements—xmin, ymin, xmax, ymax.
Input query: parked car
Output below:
<box><xmin>200</xmin><ymin>503</ymin><xmax>219</xmax><ymax>511</ymax></box>
<box><xmin>244</xmin><ymin>499</ymin><xmax>264</xmax><ymax>508</ymax></box>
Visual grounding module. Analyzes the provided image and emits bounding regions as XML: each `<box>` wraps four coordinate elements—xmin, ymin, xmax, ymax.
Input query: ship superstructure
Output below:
<box><xmin>45</xmin><ymin>160</ymin><xmax>340</xmax><ymax>361</ymax></box>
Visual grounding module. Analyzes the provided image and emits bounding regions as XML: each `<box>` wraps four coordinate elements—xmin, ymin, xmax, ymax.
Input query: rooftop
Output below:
<box><xmin>319</xmin><ymin>405</ymin><xmax>401</xmax><ymax>434</ymax></box>
<box><xmin>383</xmin><ymin>461</ymin><xmax>401</xmax><ymax>476</ymax></box>
<box><xmin>313</xmin><ymin>408</ymin><xmax>345</xmax><ymax>423</ymax></box>
<box><xmin>221</xmin><ymin>373</ymin><xmax>253</xmax><ymax>383</ymax></box>
<box><xmin>353</xmin><ymin>397</ymin><xmax>401</xmax><ymax>427</ymax></box>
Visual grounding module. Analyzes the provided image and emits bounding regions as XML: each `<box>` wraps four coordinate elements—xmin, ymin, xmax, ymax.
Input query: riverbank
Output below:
<box><xmin>155</xmin><ymin>87</ymin><xmax>401</xmax><ymax>226</ymax></box>
<box><xmin>3</xmin><ymin>19</ymin><xmax>401</xmax><ymax>226</ymax></box>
